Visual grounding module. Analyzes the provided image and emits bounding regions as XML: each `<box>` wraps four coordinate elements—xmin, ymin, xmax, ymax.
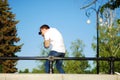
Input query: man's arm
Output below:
<box><xmin>44</xmin><ymin>40</ymin><xmax>50</xmax><ymax>48</ymax></box>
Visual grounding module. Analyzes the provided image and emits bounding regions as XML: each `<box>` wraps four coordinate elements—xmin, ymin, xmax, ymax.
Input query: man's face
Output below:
<box><xmin>40</xmin><ymin>28</ymin><xmax>47</xmax><ymax>37</ymax></box>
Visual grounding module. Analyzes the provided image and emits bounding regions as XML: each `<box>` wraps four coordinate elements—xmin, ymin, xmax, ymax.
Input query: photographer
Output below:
<box><xmin>39</xmin><ymin>24</ymin><xmax>66</xmax><ymax>73</ymax></box>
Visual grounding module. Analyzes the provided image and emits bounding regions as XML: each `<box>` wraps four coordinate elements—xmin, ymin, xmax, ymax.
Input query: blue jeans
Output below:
<box><xmin>45</xmin><ymin>51</ymin><xmax>65</xmax><ymax>73</ymax></box>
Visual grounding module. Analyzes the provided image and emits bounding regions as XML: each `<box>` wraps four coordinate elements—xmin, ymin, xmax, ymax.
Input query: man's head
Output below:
<box><xmin>39</xmin><ymin>24</ymin><xmax>50</xmax><ymax>36</ymax></box>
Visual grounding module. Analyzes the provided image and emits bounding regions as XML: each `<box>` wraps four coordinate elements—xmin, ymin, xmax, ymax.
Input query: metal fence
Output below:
<box><xmin>0</xmin><ymin>56</ymin><xmax>120</xmax><ymax>74</ymax></box>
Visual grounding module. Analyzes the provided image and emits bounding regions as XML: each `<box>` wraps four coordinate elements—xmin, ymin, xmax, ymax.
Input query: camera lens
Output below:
<box><xmin>39</xmin><ymin>32</ymin><xmax>41</xmax><ymax>35</ymax></box>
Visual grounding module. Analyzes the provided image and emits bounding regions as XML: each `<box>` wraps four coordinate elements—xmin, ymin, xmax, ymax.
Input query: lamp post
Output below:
<box><xmin>86</xmin><ymin>7</ymin><xmax>101</xmax><ymax>74</ymax></box>
<box><xmin>86</xmin><ymin>6</ymin><xmax>115</xmax><ymax>74</ymax></box>
<box><xmin>96</xmin><ymin>8</ymin><xmax>100</xmax><ymax>74</ymax></box>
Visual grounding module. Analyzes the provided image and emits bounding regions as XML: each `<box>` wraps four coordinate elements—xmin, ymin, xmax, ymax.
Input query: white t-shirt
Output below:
<box><xmin>44</xmin><ymin>28</ymin><xmax>66</xmax><ymax>53</ymax></box>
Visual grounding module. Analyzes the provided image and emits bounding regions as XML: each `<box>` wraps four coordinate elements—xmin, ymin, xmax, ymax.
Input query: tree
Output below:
<box><xmin>101</xmin><ymin>0</ymin><xmax>120</xmax><ymax>10</ymax></box>
<box><xmin>63</xmin><ymin>39</ymin><xmax>90</xmax><ymax>73</ymax></box>
<box><xmin>0</xmin><ymin>0</ymin><xmax>22</xmax><ymax>73</ymax></box>
<box><xmin>92</xmin><ymin>20</ymin><xmax>120</xmax><ymax>73</ymax></box>
<box><xmin>19</xmin><ymin>68</ymin><xmax>30</xmax><ymax>73</ymax></box>
<box><xmin>80</xmin><ymin>0</ymin><xmax>120</xmax><ymax>10</ymax></box>
<box><xmin>80</xmin><ymin>0</ymin><xmax>120</xmax><ymax>73</ymax></box>
<box><xmin>32</xmin><ymin>45</ymin><xmax>49</xmax><ymax>73</ymax></box>
<box><xmin>32</xmin><ymin>39</ymin><xmax>90</xmax><ymax>73</ymax></box>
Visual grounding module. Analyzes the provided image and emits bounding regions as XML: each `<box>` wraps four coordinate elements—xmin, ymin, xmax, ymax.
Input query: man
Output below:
<box><xmin>39</xmin><ymin>24</ymin><xmax>66</xmax><ymax>73</ymax></box>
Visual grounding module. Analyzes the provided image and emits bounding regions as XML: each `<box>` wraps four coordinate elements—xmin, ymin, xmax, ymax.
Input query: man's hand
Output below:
<box><xmin>44</xmin><ymin>40</ymin><xmax>50</xmax><ymax>48</ymax></box>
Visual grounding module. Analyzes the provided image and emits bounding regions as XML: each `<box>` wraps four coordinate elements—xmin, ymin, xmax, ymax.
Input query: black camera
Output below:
<box><xmin>38</xmin><ymin>32</ymin><xmax>42</xmax><ymax>35</ymax></box>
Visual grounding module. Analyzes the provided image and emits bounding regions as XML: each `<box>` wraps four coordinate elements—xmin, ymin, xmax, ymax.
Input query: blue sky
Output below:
<box><xmin>8</xmin><ymin>0</ymin><xmax>101</xmax><ymax>71</ymax></box>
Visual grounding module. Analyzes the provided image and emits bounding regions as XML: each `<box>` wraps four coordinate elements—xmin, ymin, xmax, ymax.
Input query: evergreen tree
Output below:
<box><xmin>0</xmin><ymin>0</ymin><xmax>22</xmax><ymax>73</ymax></box>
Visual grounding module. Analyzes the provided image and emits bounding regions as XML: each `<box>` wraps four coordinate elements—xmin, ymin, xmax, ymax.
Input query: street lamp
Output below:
<box><xmin>86</xmin><ymin>7</ymin><xmax>111</xmax><ymax>74</ymax></box>
<box><xmin>85</xmin><ymin>7</ymin><xmax>102</xmax><ymax>74</ymax></box>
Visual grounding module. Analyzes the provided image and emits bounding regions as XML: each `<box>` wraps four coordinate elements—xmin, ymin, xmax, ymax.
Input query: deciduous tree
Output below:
<box><xmin>64</xmin><ymin>39</ymin><xmax>90</xmax><ymax>73</ymax></box>
<box><xmin>92</xmin><ymin>20</ymin><xmax>120</xmax><ymax>73</ymax></box>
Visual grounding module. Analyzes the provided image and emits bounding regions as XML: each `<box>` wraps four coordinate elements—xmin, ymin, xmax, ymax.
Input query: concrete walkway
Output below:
<box><xmin>0</xmin><ymin>74</ymin><xmax>120</xmax><ymax>80</ymax></box>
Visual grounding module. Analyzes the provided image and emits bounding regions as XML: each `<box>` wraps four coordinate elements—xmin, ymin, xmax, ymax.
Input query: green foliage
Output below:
<box><xmin>92</xmin><ymin>20</ymin><xmax>120</xmax><ymax>73</ymax></box>
<box><xmin>32</xmin><ymin>68</ymin><xmax>44</xmax><ymax>73</ymax></box>
<box><xmin>117</xmin><ymin>19</ymin><xmax>120</xmax><ymax>24</ymax></box>
<box><xmin>32</xmin><ymin>60</ymin><xmax>46</xmax><ymax>73</ymax></box>
<box><xmin>19</xmin><ymin>68</ymin><xmax>29</xmax><ymax>73</ymax></box>
<box><xmin>0</xmin><ymin>0</ymin><xmax>22</xmax><ymax>73</ymax></box>
<box><xmin>32</xmin><ymin>39</ymin><xmax>90</xmax><ymax>73</ymax></box>
<box><xmin>99</xmin><ymin>22</ymin><xmax>120</xmax><ymax>57</ymax></box>
<box><xmin>63</xmin><ymin>39</ymin><xmax>90</xmax><ymax>73</ymax></box>
<box><xmin>101</xmin><ymin>0</ymin><xmax>120</xmax><ymax>11</ymax></box>
<box><xmin>70</xmin><ymin>39</ymin><xmax>85</xmax><ymax>57</ymax></box>
<box><xmin>32</xmin><ymin>45</ymin><xmax>49</xmax><ymax>73</ymax></box>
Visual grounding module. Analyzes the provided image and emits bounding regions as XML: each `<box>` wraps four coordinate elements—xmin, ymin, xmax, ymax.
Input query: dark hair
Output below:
<box><xmin>40</xmin><ymin>24</ymin><xmax>50</xmax><ymax>29</ymax></box>
<box><xmin>39</xmin><ymin>24</ymin><xmax>50</xmax><ymax>35</ymax></box>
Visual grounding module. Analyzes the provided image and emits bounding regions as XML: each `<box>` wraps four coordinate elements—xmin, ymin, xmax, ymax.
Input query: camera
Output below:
<box><xmin>38</xmin><ymin>32</ymin><xmax>41</xmax><ymax>35</ymax></box>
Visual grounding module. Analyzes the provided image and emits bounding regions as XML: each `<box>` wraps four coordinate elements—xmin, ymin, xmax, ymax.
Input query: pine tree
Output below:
<box><xmin>0</xmin><ymin>0</ymin><xmax>22</xmax><ymax>73</ymax></box>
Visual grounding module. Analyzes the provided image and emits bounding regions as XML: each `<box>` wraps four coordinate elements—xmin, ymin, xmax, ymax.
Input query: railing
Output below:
<box><xmin>0</xmin><ymin>56</ymin><xmax>120</xmax><ymax>74</ymax></box>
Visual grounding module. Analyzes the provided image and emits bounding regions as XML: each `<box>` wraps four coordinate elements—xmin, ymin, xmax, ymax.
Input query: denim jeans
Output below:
<box><xmin>45</xmin><ymin>51</ymin><xmax>65</xmax><ymax>73</ymax></box>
